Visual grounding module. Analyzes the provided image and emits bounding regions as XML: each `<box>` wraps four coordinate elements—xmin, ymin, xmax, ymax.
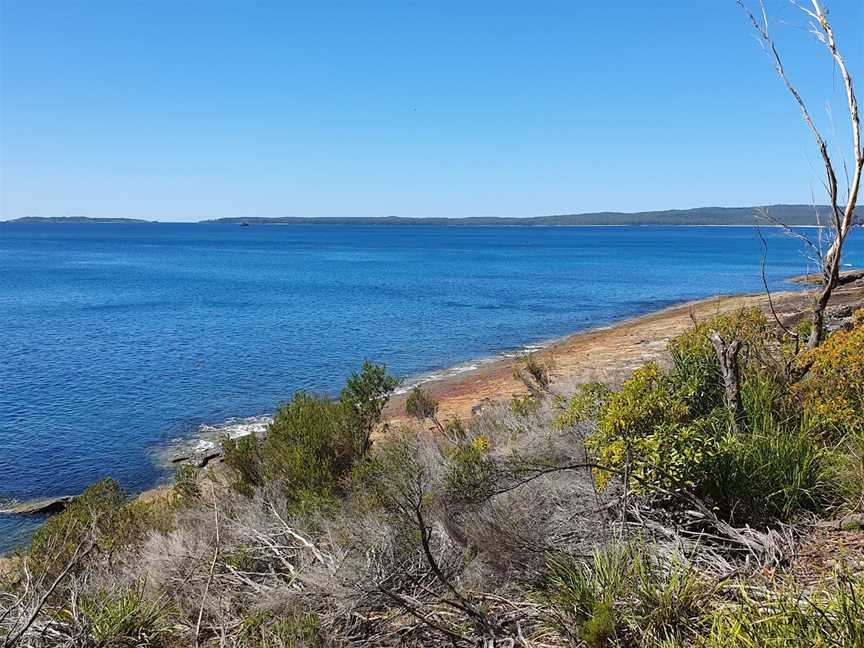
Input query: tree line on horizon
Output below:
<box><xmin>7</xmin><ymin>204</ymin><xmax>863</xmax><ymax>226</ymax></box>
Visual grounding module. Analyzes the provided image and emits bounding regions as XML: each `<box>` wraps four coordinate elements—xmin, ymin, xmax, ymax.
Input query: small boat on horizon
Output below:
<box><xmin>240</xmin><ymin>222</ymin><xmax>250</xmax><ymax>227</ymax></box>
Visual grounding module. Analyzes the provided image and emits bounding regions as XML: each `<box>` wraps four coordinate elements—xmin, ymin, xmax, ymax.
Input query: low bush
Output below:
<box><xmin>223</xmin><ymin>432</ymin><xmax>265</xmax><ymax>496</ymax></box>
<box><xmin>23</xmin><ymin>478</ymin><xmax>174</xmax><ymax>579</ymax></box>
<box><xmin>794</xmin><ymin>322</ymin><xmax>864</xmax><ymax>437</ymax></box>
<box><xmin>405</xmin><ymin>385</ymin><xmax>440</xmax><ymax>424</ymax></box>
<box><xmin>443</xmin><ymin>434</ymin><xmax>496</xmax><ymax>503</ymax></box>
<box><xmin>577</xmin><ymin>308</ymin><xmax>846</xmax><ymax>526</ymax></box>
<box><xmin>545</xmin><ymin>542</ymin><xmax>710</xmax><ymax>647</ymax></box>
<box><xmin>668</xmin><ymin>308</ymin><xmax>770</xmax><ymax>418</ymax></box>
<box><xmin>26</xmin><ymin>478</ymin><xmax>126</xmax><ymax>579</ymax></box>
<box><xmin>223</xmin><ymin>361</ymin><xmax>398</xmax><ymax>508</ymax></box>
<box><xmin>555</xmin><ymin>383</ymin><xmax>611</xmax><ymax>431</ymax></box>
<box><xmin>511</xmin><ymin>393</ymin><xmax>541</xmax><ymax>417</ymax></box>
<box><xmin>173</xmin><ymin>463</ymin><xmax>201</xmax><ymax>502</ymax></box>
<box><xmin>583</xmin><ymin>363</ymin><xmax>705</xmax><ymax>492</ymax></box>
<box><xmin>224</xmin><ymin>393</ymin><xmax>351</xmax><ymax>511</ymax></box>
<box><xmin>340</xmin><ymin>360</ymin><xmax>401</xmax><ymax>455</ymax></box>
<box><xmin>55</xmin><ymin>582</ymin><xmax>175</xmax><ymax>647</ymax></box>
<box><xmin>704</xmin><ymin>572</ymin><xmax>864</xmax><ymax>648</ymax></box>
<box><xmin>236</xmin><ymin>610</ymin><xmax>323</xmax><ymax>648</ymax></box>
<box><xmin>701</xmin><ymin>420</ymin><xmax>841</xmax><ymax>526</ymax></box>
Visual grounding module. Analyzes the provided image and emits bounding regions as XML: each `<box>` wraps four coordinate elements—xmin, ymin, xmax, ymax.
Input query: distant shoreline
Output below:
<box><xmin>4</xmin><ymin>204</ymin><xmax>858</xmax><ymax>227</ymax></box>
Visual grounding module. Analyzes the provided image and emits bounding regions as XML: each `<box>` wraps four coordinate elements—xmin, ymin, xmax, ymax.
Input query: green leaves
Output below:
<box><xmin>223</xmin><ymin>361</ymin><xmax>399</xmax><ymax>510</ymax></box>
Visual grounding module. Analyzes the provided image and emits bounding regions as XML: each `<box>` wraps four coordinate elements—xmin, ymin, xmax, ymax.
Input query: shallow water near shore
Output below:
<box><xmin>1</xmin><ymin>222</ymin><xmax>862</xmax><ymax>550</ymax></box>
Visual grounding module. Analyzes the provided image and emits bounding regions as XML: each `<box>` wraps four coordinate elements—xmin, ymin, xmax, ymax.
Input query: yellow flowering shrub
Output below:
<box><xmin>794</xmin><ymin>322</ymin><xmax>864</xmax><ymax>436</ymax></box>
<box><xmin>585</xmin><ymin>310</ymin><xmax>769</xmax><ymax>494</ymax></box>
<box><xmin>585</xmin><ymin>363</ymin><xmax>719</xmax><ymax>491</ymax></box>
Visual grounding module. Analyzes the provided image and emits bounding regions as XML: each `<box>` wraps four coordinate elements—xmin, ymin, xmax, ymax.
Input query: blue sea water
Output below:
<box><xmin>1</xmin><ymin>222</ymin><xmax>862</xmax><ymax>549</ymax></box>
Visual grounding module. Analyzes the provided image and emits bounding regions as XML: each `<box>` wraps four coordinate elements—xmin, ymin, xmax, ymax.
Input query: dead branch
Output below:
<box><xmin>738</xmin><ymin>1</ymin><xmax>862</xmax><ymax>349</ymax></box>
<box><xmin>194</xmin><ymin>491</ymin><xmax>220</xmax><ymax>648</ymax></box>
<box><xmin>2</xmin><ymin>539</ymin><xmax>95</xmax><ymax>648</ymax></box>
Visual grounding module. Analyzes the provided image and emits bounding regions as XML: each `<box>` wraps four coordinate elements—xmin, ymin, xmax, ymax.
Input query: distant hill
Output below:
<box><xmin>205</xmin><ymin>205</ymin><xmax>857</xmax><ymax>226</ymax></box>
<box><xmin>7</xmin><ymin>205</ymin><xmax>860</xmax><ymax>226</ymax></box>
<box><xmin>7</xmin><ymin>216</ymin><xmax>154</xmax><ymax>224</ymax></box>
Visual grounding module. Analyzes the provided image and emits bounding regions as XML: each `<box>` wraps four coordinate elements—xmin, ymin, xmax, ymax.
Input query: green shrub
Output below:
<box><xmin>668</xmin><ymin>308</ymin><xmax>770</xmax><ymax>418</ymax></box>
<box><xmin>27</xmin><ymin>479</ymin><xmax>126</xmax><ymax>578</ymax></box>
<box><xmin>793</xmin><ymin>322</ymin><xmax>864</xmax><ymax>437</ymax></box>
<box><xmin>556</xmin><ymin>383</ymin><xmax>611</xmax><ymax>431</ymax></box>
<box><xmin>223</xmin><ymin>432</ymin><xmax>265</xmax><ymax>496</ymax></box>
<box><xmin>546</xmin><ymin>542</ymin><xmax>710</xmax><ymax>647</ymax></box>
<box><xmin>405</xmin><ymin>386</ymin><xmax>439</xmax><ymax>422</ymax></box>
<box><xmin>701</xmin><ymin>421</ymin><xmax>841</xmax><ymax>525</ymax></box>
<box><xmin>58</xmin><ymin>582</ymin><xmax>174</xmax><ymax>646</ymax></box>
<box><xmin>739</xmin><ymin>367</ymin><xmax>795</xmax><ymax>433</ymax></box>
<box><xmin>173</xmin><ymin>463</ymin><xmax>201</xmax><ymax>502</ymax></box>
<box><xmin>511</xmin><ymin>393</ymin><xmax>541</xmax><ymax>417</ymax></box>
<box><xmin>236</xmin><ymin>610</ymin><xmax>323</xmax><ymax>648</ymax></box>
<box><xmin>223</xmin><ymin>362</ymin><xmax>397</xmax><ymax>506</ymax></box>
<box><xmin>585</xmin><ymin>363</ymin><xmax>701</xmax><ymax>491</ymax></box>
<box><xmin>32</xmin><ymin>480</ymin><xmax>176</xmax><ymax>566</ymax></box>
<box><xmin>582</xmin><ymin>307</ymin><xmax>847</xmax><ymax>526</ymax></box>
<box><xmin>704</xmin><ymin>572</ymin><xmax>864</xmax><ymax>648</ymax></box>
<box><xmin>444</xmin><ymin>435</ymin><xmax>496</xmax><ymax>503</ymax></box>
<box><xmin>340</xmin><ymin>360</ymin><xmax>400</xmax><ymax>455</ymax></box>
<box><xmin>226</xmin><ymin>394</ymin><xmax>352</xmax><ymax>510</ymax></box>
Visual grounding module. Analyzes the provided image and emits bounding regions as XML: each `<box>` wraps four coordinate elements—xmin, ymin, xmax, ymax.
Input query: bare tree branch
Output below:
<box><xmin>738</xmin><ymin>0</ymin><xmax>863</xmax><ymax>349</ymax></box>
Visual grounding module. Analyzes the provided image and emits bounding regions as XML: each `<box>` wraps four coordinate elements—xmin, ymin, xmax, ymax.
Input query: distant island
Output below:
<box><xmin>8</xmin><ymin>216</ymin><xmax>154</xmax><ymax>224</ymax></box>
<box><xmin>6</xmin><ymin>205</ymin><xmax>860</xmax><ymax>226</ymax></box>
<box><xmin>204</xmin><ymin>205</ymin><xmax>858</xmax><ymax>226</ymax></box>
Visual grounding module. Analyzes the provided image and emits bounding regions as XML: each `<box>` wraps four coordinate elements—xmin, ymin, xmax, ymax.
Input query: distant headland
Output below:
<box><xmin>5</xmin><ymin>205</ymin><xmax>860</xmax><ymax>226</ymax></box>
<box><xmin>8</xmin><ymin>216</ymin><xmax>155</xmax><ymax>224</ymax></box>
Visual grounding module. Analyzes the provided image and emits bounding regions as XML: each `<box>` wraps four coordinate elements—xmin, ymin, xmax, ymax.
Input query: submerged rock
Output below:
<box><xmin>0</xmin><ymin>495</ymin><xmax>75</xmax><ymax>515</ymax></box>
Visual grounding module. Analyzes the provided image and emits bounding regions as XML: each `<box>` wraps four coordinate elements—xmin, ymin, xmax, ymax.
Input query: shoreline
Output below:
<box><xmin>384</xmin><ymin>278</ymin><xmax>863</xmax><ymax>426</ymax></box>
<box><xmin>131</xmin><ymin>278</ymin><xmax>861</xmax><ymax>476</ymax></box>
<box><xmin>3</xmin><ymin>275</ymin><xmax>863</xmax><ymax>530</ymax></box>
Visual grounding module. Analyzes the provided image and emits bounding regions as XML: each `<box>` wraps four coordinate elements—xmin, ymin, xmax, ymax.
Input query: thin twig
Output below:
<box><xmin>194</xmin><ymin>488</ymin><xmax>220</xmax><ymax>648</ymax></box>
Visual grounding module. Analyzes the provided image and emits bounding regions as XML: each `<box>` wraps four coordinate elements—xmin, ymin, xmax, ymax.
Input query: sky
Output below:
<box><xmin>1</xmin><ymin>1</ymin><xmax>862</xmax><ymax>222</ymax></box>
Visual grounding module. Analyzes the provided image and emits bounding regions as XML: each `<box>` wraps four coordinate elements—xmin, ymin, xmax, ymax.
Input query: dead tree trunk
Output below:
<box><xmin>710</xmin><ymin>332</ymin><xmax>743</xmax><ymax>433</ymax></box>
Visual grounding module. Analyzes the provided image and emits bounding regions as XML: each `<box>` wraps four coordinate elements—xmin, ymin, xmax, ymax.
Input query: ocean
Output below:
<box><xmin>1</xmin><ymin>222</ymin><xmax>861</xmax><ymax>549</ymax></box>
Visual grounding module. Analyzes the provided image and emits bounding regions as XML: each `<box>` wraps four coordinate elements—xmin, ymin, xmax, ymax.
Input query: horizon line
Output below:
<box><xmin>0</xmin><ymin>203</ymin><xmax>843</xmax><ymax>224</ymax></box>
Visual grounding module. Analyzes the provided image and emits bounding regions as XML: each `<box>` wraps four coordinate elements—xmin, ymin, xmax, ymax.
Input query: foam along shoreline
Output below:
<box><xmin>161</xmin><ymin>414</ymin><xmax>272</xmax><ymax>466</ymax></box>
<box><xmin>164</xmin><ymin>341</ymin><xmax>553</xmax><ymax>465</ymax></box>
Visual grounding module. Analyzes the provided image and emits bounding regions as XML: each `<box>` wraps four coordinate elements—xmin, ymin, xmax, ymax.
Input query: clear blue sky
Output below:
<box><xmin>1</xmin><ymin>1</ymin><xmax>861</xmax><ymax>222</ymax></box>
